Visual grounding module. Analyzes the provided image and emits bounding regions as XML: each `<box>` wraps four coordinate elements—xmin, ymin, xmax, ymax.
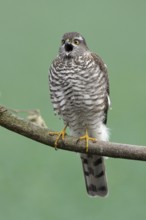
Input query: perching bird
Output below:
<box><xmin>49</xmin><ymin>32</ymin><xmax>110</xmax><ymax>197</ymax></box>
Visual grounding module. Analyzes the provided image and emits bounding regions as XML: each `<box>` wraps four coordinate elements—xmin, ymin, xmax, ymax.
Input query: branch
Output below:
<box><xmin>0</xmin><ymin>105</ymin><xmax>146</xmax><ymax>161</ymax></box>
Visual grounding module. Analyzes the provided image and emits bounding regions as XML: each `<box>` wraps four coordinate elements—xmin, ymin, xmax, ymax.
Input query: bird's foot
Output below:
<box><xmin>48</xmin><ymin>125</ymin><xmax>67</xmax><ymax>149</ymax></box>
<box><xmin>78</xmin><ymin>129</ymin><xmax>97</xmax><ymax>153</ymax></box>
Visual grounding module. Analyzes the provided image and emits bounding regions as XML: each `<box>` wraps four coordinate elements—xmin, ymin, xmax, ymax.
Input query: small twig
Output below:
<box><xmin>0</xmin><ymin>104</ymin><xmax>146</xmax><ymax>161</ymax></box>
<box><xmin>9</xmin><ymin>108</ymin><xmax>47</xmax><ymax>128</ymax></box>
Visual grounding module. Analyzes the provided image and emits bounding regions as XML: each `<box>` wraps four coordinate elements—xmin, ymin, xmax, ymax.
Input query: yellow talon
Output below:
<box><xmin>79</xmin><ymin>129</ymin><xmax>97</xmax><ymax>152</ymax></box>
<box><xmin>48</xmin><ymin>125</ymin><xmax>67</xmax><ymax>149</ymax></box>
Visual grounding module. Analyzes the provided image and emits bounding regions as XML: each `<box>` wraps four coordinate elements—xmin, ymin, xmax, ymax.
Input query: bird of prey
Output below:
<box><xmin>49</xmin><ymin>32</ymin><xmax>110</xmax><ymax>197</ymax></box>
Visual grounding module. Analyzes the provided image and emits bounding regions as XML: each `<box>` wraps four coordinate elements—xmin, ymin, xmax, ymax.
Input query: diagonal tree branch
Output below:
<box><xmin>0</xmin><ymin>104</ymin><xmax>146</xmax><ymax>161</ymax></box>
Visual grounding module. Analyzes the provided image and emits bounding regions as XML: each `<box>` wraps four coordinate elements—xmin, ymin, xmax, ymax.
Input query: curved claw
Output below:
<box><xmin>78</xmin><ymin>129</ymin><xmax>97</xmax><ymax>152</ymax></box>
<box><xmin>48</xmin><ymin>125</ymin><xmax>67</xmax><ymax>149</ymax></box>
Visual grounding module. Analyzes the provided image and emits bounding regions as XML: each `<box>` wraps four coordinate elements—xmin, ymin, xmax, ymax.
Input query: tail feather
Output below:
<box><xmin>80</xmin><ymin>153</ymin><xmax>108</xmax><ymax>197</ymax></box>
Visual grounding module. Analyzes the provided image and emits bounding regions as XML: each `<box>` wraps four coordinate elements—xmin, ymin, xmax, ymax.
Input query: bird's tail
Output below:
<box><xmin>80</xmin><ymin>153</ymin><xmax>108</xmax><ymax>197</ymax></box>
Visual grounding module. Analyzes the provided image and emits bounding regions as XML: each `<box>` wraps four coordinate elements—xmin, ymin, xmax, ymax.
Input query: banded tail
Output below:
<box><xmin>80</xmin><ymin>153</ymin><xmax>108</xmax><ymax>197</ymax></box>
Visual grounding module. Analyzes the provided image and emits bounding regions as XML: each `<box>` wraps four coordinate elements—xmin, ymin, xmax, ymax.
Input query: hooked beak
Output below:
<box><xmin>65</xmin><ymin>42</ymin><xmax>73</xmax><ymax>52</ymax></box>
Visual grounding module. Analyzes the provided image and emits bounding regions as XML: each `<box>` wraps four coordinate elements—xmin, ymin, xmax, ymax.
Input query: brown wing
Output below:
<box><xmin>91</xmin><ymin>53</ymin><xmax>110</xmax><ymax>124</ymax></box>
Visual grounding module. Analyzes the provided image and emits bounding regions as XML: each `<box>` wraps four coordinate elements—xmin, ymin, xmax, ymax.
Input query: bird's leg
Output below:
<box><xmin>78</xmin><ymin>129</ymin><xmax>97</xmax><ymax>153</ymax></box>
<box><xmin>48</xmin><ymin>125</ymin><xmax>67</xmax><ymax>149</ymax></box>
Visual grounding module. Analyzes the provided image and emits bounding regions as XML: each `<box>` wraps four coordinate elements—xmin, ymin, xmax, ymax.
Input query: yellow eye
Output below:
<box><xmin>74</xmin><ymin>39</ymin><xmax>80</xmax><ymax>45</ymax></box>
<box><xmin>62</xmin><ymin>39</ymin><xmax>65</xmax><ymax>45</ymax></box>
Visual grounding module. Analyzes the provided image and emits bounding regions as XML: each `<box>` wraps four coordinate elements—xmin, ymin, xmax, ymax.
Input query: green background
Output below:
<box><xmin>0</xmin><ymin>0</ymin><xmax>146</xmax><ymax>219</ymax></box>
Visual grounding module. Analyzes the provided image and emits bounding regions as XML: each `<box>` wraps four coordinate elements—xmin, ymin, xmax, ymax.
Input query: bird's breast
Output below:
<box><xmin>60</xmin><ymin>66</ymin><xmax>105</xmax><ymax>112</ymax></box>
<box><xmin>50</xmin><ymin>56</ymin><xmax>107</xmax><ymax>116</ymax></box>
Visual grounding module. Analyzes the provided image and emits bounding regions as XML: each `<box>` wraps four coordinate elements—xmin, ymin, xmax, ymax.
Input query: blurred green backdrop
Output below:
<box><xmin>0</xmin><ymin>0</ymin><xmax>146</xmax><ymax>219</ymax></box>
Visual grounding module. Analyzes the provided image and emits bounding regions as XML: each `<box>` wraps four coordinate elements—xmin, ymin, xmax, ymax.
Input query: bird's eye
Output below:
<box><xmin>62</xmin><ymin>39</ymin><xmax>65</xmax><ymax>45</ymax></box>
<box><xmin>74</xmin><ymin>39</ymin><xmax>80</xmax><ymax>45</ymax></box>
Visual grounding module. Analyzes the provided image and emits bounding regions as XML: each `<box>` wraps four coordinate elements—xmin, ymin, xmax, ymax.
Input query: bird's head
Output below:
<box><xmin>59</xmin><ymin>32</ymin><xmax>88</xmax><ymax>58</ymax></box>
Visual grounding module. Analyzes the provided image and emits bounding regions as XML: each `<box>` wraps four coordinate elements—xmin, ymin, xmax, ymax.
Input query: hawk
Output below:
<box><xmin>49</xmin><ymin>32</ymin><xmax>110</xmax><ymax>197</ymax></box>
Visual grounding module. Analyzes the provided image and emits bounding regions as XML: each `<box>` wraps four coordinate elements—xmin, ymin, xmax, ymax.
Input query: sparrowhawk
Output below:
<box><xmin>49</xmin><ymin>32</ymin><xmax>110</xmax><ymax>197</ymax></box>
